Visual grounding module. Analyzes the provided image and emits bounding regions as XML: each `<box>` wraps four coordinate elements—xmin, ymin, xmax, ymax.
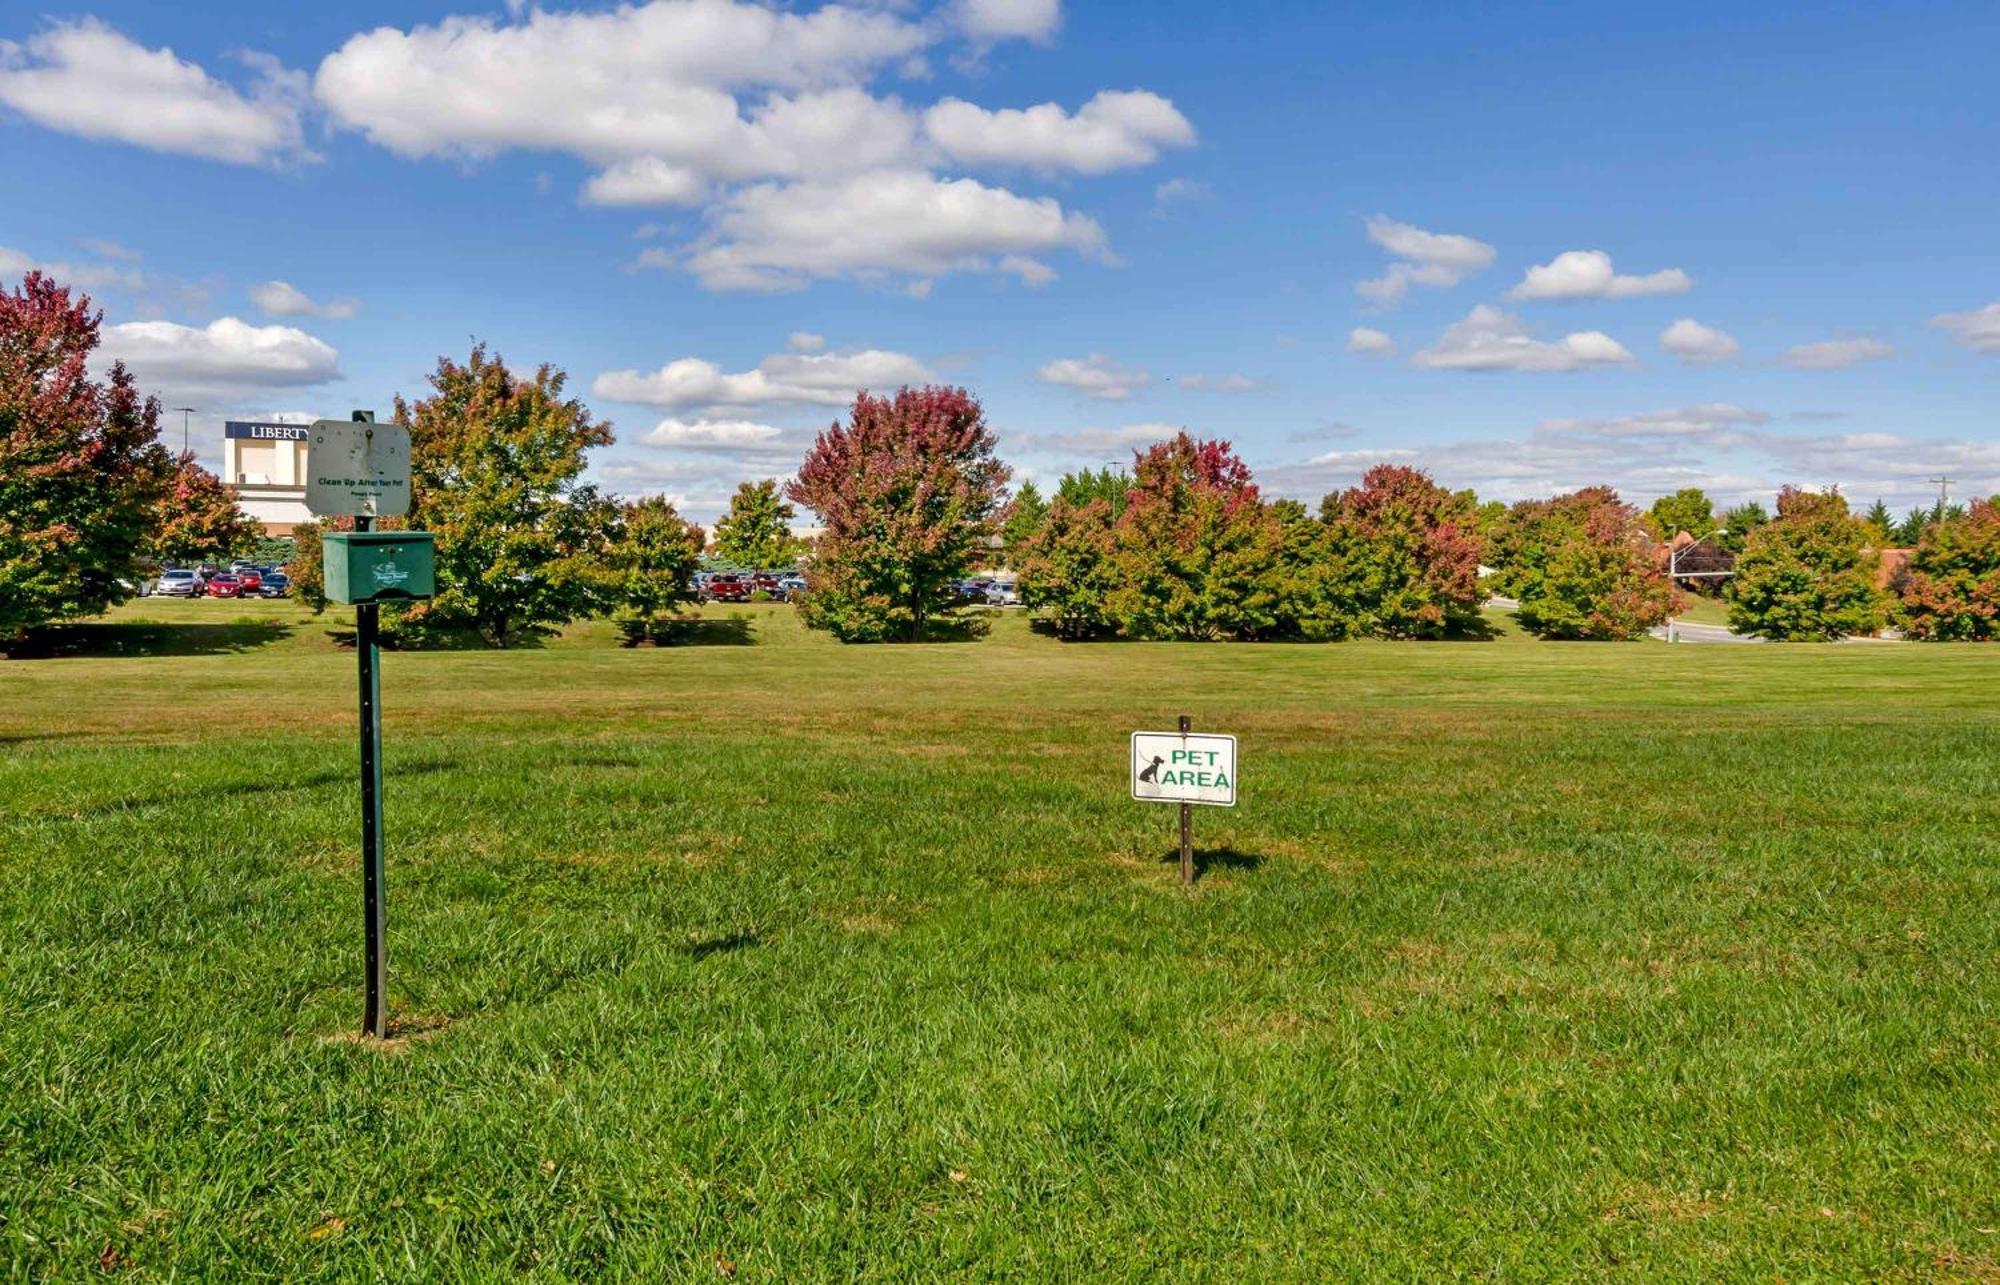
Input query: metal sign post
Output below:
<box><xmin>354</xmin><ymin>509</ymin><xmax>386</xmax><ymax>1037</ymax></box>
<box><xmin>308</xmin><ymin>410</ymin><xmax>428</xmax><ymax>1039</ymax></box>
<box><xmin>1131</xmin><ymin>717</ymin><xmax>1238</xmax><ymax>886</ymax></box>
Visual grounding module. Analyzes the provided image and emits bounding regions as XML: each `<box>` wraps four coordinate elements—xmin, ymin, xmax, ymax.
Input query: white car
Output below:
<box><xmin>986</xmin><ymin>579</ymin><xmax>1020</xmax><ymax>606</ymax></box>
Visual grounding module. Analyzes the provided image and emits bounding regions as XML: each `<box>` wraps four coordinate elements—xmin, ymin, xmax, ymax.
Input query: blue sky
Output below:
<box><xmin>4</xmin><ymin>0</ymin><xmax>1997</xmax><ymax>523</ymax></box>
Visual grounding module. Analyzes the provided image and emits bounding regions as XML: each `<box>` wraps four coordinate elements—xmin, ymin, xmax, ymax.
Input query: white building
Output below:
<box><xmin>223</xmin><ymin>421</ymin><xmax>314</xmax><ymax>534</ymax></box>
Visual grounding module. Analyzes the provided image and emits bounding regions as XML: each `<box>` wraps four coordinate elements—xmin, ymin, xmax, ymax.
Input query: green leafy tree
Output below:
<box><xmin>289</xmin><ymin>519</ymin><xmax>334</xmax><ymax>613</ymax></box>
<box><xmin>1107</xmin><ymin>433</ymin><xmax>1284</xmax><ymax>641</ymax></box>
<box><xmin>1000</xmin><ymin>480</ymin><xmax>1048</xmax><ymax>566</ymax></box>
<box><xmin>395</xmin><ymin>344</ymin><xmax>618</xmax><ymax>647</ymax></box>
<box><xmin>1892</xmin><ymin>507</ymin><xmax>1929</xmax><ymax>547</ymax></box>
<box><xmin>1725</xmin><ymin>487</ymin><xmax>1883</xmax><ymax>640</ymax></box>
<box><xmin>1503</xmin><ymin>487</ymin><xmax>1678</xmax><ymax>639</ymax></box>
<box><xmin>1016</xmin><ymin>489</ymin><xmax>1121</xmax><ymax>639</ymax></box>
<box><xmin>711</xmin><ymin>479</ymin><xmax>800</xmax><ymax>570</ymax></box>
<box><xmin>610</xmin><ymin>496</ymin><xmax>704</xmax><ymax>640</ymax></box>
<box><xmin>1860</xmin><ymin>498</ymin><xmax>1895</xmax><ymax>546</ymax></box>
<box><xmin>1321</xmin><ymin>464</ymin><xmax>1485</xmax><ymax>639</ymax></box>
<box><xmin>1</xmin><ymin>272</ymin><xmax>171</xmax><ymax>640</ymax></box>
<box><xmin>1054</xmin><ymin>466</ymin><xmax>1130</xmax><ymax>509</ymax></box>
<box><xmin>1716</xmin><ymin>501</ymin><xmax>1769</xmax><ymax>554</ymax></box>
<box><xmin>1268</xmin><ymin>497</ymin><xmax>1355</xmax><ymax>641</ymax></box>
<box><xmin>152</xmin><ymin>453</ymin><xmax>257</xmax><ymax>564</ymax></box>
<box><xmin>1644</xmin><ymin>487</ymin><xmax>1715</xmax><ymax>542</ymax></box>
<box><xmin>787</xmin><ymin>385</ymin><xmax>1010</xmax><ymax>643</ymax></box>
<box><xmin>1897</xmin><ymin>498</ymin><xmax>2000</xmax><ymax>640</ymax></box>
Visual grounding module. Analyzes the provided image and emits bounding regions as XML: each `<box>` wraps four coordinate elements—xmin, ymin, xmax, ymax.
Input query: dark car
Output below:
<box><xmin>258</xmin><ymin>571</ymin><xmax>292</xmax><ymax>597</ymax></box>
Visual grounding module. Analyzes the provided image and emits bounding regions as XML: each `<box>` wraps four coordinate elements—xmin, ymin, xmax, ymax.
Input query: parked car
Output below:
<box><xmin>235</xmin><ymin>570</ymin><xmax>263</xmax><ymax>595</ymax></box>
<box><xmin>752</xmin><ymin>572</ymin><xmax>786</xmax><ymax>596</ymax></box>
<box><xmin>155</xmin><ymin>569</ymin><xmax>202</xmax><ymax>598</ymax></box>
<box><xmin>777</xmin><ymin>574</ymin><xmax>808</xmax><ymax>601</ymax></box>
<box><xmin>205</xmin><ymin>574</ymin><xmax>245</xmax><ymax>598</ymax></box>
<box><xmin>258</xmin><ymin>571</ymin><xmax>291</xmax><ymax>597</ymax></box>
<box><xmin>700</xmin><ymin>574</ymin><xmax>753</xmax><ymax>603</ymax></box>
<box><xmin>986</xmin><ymin>578</ymin><xmax>1020</xmax><ymax>606</ymax></box>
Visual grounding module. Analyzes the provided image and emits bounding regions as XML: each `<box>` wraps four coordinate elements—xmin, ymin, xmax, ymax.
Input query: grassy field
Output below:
<box><xmin>3</xmin><ymin>599</ymin><xmax>1997</xmax><ymax>1278</ymax></box>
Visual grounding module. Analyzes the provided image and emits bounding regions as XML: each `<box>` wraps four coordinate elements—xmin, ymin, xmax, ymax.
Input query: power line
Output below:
<box><xmin>1925</xmin><ymin>475</ymin><xmax>1955</xmax><ymax>513</ymax></box>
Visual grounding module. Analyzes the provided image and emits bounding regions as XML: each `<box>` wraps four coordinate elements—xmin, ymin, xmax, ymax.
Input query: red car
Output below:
<box><xmin>701</xmin><ymin>574</ymin><xmax>752</xmax><ymax>603</ymax></box>
<box><xmin>235</xmin><ymin>570</ymin><xmax>263</xmax><ymax>594</ymax></box>
<box><xmin>205</xmin><ymin>574</ymin><xmax>245</xmax><ymax>598</ymax></box>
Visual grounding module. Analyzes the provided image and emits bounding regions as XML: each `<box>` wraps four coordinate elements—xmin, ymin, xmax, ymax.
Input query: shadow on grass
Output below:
<box><xmin>618</xmin><ymin>615</ymin><xmax>756</xmax><ymax>648</ymax></box>
<box><xmin>685</xmin><ymin>931</ymin><xmax>759</xmax><ymax>961</ymax></box>
<box><xmin>1161</xmin><ymin>847</ymin><xmax>1265</xmax><ymax>882</ymax></box>
<box><xmin>6</xmin><ymin>618</ymin><xmax>294</xmax><ymax>659</ymax></box>
<box><xmin>1030</xmin><ymin>618</ymin><xmax>1502</xmax><ymax>643</ymax></box>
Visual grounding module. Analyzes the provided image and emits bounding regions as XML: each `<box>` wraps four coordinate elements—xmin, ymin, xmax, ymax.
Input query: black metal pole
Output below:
<box><xmin>355</xmin><ymin>514</ymin><xmax>388</xmax><ymax>1038</ymax></box>
<box><xmin>1178</xmin><ymin>713</ymin><xmax>1193</xmax><ymax>886</ymax></box>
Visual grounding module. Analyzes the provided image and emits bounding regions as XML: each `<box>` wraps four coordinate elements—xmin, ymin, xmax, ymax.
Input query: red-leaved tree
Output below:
<box><xmin>787</xmin><ymin>385</ymin><xmax>1010</xmax><ymax>642</ymax></box>
<box><xmin>1499</xmin><ymin>486</ymin><xmax>1678</xmax><ymax>639</ymax></box>
<box><xmin>1896</xmin><ymin>497</ymin><xmax>2000</xmax><ymax>640</ymax></box>
<box><xmin>1321</xmin><ymin>464</ymin><xmax>1485</xmax><ymax>638</ymax></box>
<box><xmin>1109</xmin><ymin>433</ymin><xmax>1284</xmax><ymax>640</ymax></box>
<box><xmin>152</xmin><ymin>452</ymin><xmax>257</xmax><ymax>565</ymax></box>
<box><xmin>1</xmin><ymin>272</ymin><xmax>171</xmax><ymax>640</ymax></box>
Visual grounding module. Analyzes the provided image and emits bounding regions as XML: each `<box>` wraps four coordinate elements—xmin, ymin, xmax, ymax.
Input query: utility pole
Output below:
<box><xmin>172</xmin><ymin>406</ymin><xmax>197</xmax><ymax>456</ymax></box>
<box><xmin>1926</xmin><ymin>475</ymin><xmax>1955</xmax><ymax>515</ymax></box>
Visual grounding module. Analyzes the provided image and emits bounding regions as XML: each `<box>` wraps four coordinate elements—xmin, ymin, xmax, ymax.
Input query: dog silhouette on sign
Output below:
<box><xmin>1138</xmin><ymin>755</ymin><xmax>1163</xmax><ymax>784</ymax></box>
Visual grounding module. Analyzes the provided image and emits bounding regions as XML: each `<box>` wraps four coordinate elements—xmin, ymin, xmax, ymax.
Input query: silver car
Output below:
<box><xmin>154</xmin><ymin>569</ymin><xmax>202</xmax><ymax>598</ymax></box>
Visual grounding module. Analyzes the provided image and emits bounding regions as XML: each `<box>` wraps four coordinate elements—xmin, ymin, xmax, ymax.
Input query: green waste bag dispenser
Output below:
<box><xmin>322</xmin><ymin>530</ymin><xmax>436</xmax><ymax>605</ymax></box>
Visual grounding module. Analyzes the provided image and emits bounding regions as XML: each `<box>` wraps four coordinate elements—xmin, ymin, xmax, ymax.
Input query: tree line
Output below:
<box><xmin>7</xmin><ymin>270</ymin><xmax>1999</xmax><ymax>649</ymax></box>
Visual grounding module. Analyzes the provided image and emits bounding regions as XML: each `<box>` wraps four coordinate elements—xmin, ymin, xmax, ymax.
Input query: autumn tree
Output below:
<box><xmin>1860</xmin><ymin>498</ymin><xmax>1895</xmax><ymax>546</ymax></box>
<box><xmin>711</xmin><ymin>479</ymin><xmax>799</xmax><ymax>570</ymax></box>
<box><xmin>1321</xmin><ymin>464</ymin><xmax>1485</xmax><ymax>639</ymax></box>
<box><xmin>1502</xmin><ymin>487</ymin><xmax>1678</xmax><ymax>639</ymax></box>
<box><xmin>1107</xmin><ymin>433</ymin><xmax>1284</xmax><ymax>640</ymax></box>
<box><xmin>1015</xmin><ymin>485</ymin><xmax>1121</xmax><ymax>639</ymax></box>
<box><xmin>0</xmin><ymin>272</ymin><xmax>171</xmax><ymax>639</ymax></box>
<box><xmin>786</xmin><ymin>385</ymin><xmax>1010</xmax><ymax>642</ymax></box>
<box><xmin>1725</xmin><ymin>487</ymin><xmax>1883</xmax><ymax>640</ymax></box>
<box><xmin>609</xmin><ymin>496</ymin><xmax>705</xmax><ymax>640</ymax></box>
<box><xmin>396</xmin><ymin>344</ymin><xmax>617</xmax><ymax>647</ymax></box>
<box><xmin>1643</xmin><ymin>487</ymin><xmax>1715</xmax><ymax>542</ymax></box>
<box><xmin>152</xmin><ymin>452</ymin><xmax>256</xmax><ymax>564</ymax></box>
<box><xmin>1896</xmin><ymin>497</ymin><xmax>2000</xmax><ymax>640</ymax></box>
<box><xmin>1000</xmin><ymin>480</ymin><xmax>1048</xmax><ymax>566</ymax></box>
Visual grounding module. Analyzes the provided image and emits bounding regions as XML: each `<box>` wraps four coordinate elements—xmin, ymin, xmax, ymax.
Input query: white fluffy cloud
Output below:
<box><xmin>1411</xmin><ymin>305</ymin><xmax>1636</xmax><ymax>373</ymax></box>
<box><xmin>924</xmin><ymin>90</ymin><xmax>1194</xmax><ymax>174</ymax></box>
<box><xmin>314</xmin><ymin>4</ymin><xmax>924</xmax><ymax>162</ymax></box>
<box><xmin>1038</xmin><ymin>353</ymin><xmax>1151</xmax><ymax>400</ymax></box>
<box><xmin>1659</xmin><ymin>317</ymin><xmax>1740</xmax><ymax>365</ymax></box>
<box><xmin>593</xmin><ymin>346</ymin><xmax>935</xmax><ymax>412</ymax></box>
<box><xmin>250</xmin><ymin>280</ymin><xmax>359</xmax><ymax>320</ymax></box>
<box><xmin>957</xmin><ymin>0</ymin><xmax>1062</xmax><ymax>42</ymax></box>
<box><xmin>1356</xmin><ymin>216</ymin><xmax>1496</xmax><ymax>306</ymax></box>
<box><xmin>0</xmin><ymin>19</ymin><xmax>310</xmax><ymax>166</ymax></box>
<box><xmin>1346</xmin><ymin>327</ymin><xmax>1395</xmax><ymax>356</ymax></box>
<box><xmin>310</xmin><ymin>2</ymin><xmax>1177</xmax><ymax>290</ymax></box>
<box><xmin>100</xmin><ymin>317</ymin><xmax>339</xmax><ymax>393</ymax></box>
<box><xmin>1508</xmin><ymin>249</ymin><xmax>1692</xmax><ymax>300</ymax></box>
<box><xmin>642</xmin><ymin>417</ymin><xmax>787</xmax><ymax>449</ymax></box>
<box><xmin>1179</xmin><ymin>373</ymin><xmax>1260</xmax><ymax>393</ymax></box>
<box><xmin>1934</xmin><ymin>302</ymin><xmax>2000</xmax><ymax>354</ymax></box>
<box><xmin>673</xmin><ymin>169</ymin><xmax>1105</xmax><ymax>291</ymax></box>
<box><xmin>1782</xmin><ymin>337</ymin><xmax>1895</xmax><ymax>369</ymax></box>
<box><xmin>582</xmin><ymin>159</ymin><xmax>708</xmax><ymax>207</ymax></box>
<box><xmin>788</xmin><ymin>331</ymin><xmax>826</xmax><ymax>353</ymax></box>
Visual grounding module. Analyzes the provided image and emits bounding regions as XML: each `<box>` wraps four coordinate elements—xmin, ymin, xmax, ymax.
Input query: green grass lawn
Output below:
<box><xmin>3</xmin><ymin>601</ymin><xmax>1997</xmax><ymax>1278</ymax></box>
